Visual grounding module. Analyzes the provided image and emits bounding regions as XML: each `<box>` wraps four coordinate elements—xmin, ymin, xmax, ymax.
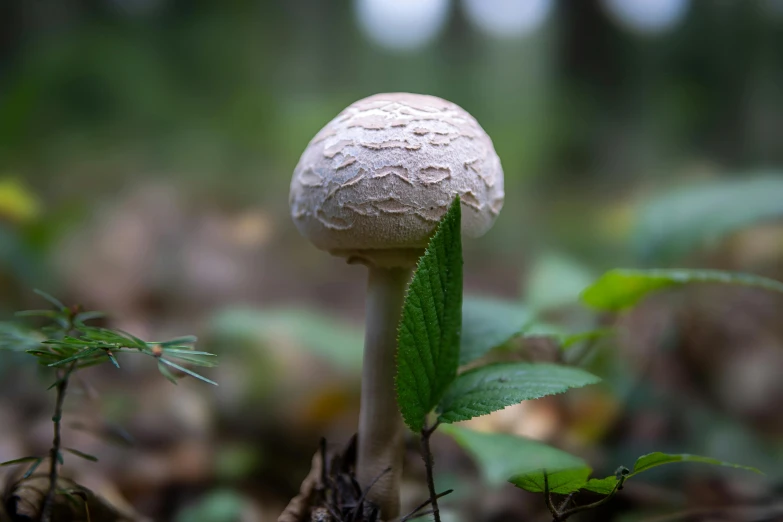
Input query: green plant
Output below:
<box><xmin>0</xmin><ymin>290</ymin><xmax>216</xmax><ymax>521</ymax></box>
<box><xmin>394</xmin><ymin>197</ymin><xmax>772</xmax><ymax>522</ymax></box>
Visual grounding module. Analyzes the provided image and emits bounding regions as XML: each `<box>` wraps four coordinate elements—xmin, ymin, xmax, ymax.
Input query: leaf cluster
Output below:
<box><xmin>396</xmin><ymin>198</ymin><xmax>601</xmax><ymax>433</ymax></box>
<box><xmin>5</xmin><ymin>289</ymin><xmax>217</xmax><ymax>385</ymax></box>
<box><xmin>0</xmin><ymin>288</ymin><xmax>218</xmax><ymax>511</ymax></box>
<box><xmin>394</xmin><ymin>197</ymin><xmax>773</xmax><ymax>520</ymax></box>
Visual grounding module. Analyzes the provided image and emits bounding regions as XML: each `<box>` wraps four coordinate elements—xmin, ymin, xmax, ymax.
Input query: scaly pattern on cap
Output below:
<box><xmin>290</xmin><ymin>93</ymin><xmax>504</xmax><ymax>267</ymax></box>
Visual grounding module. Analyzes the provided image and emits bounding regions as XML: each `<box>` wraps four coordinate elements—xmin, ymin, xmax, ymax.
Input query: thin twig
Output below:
<box><xmin>423</xmin><ymin>420</ymin><xmax>440</xmax><ymax>438</ymax></box>
<box><xmin>420</xmin><ymin>419</ymin><xmax>442</xmax><ymax>522</ymax></box>
<box><xmin>402</xmin><ymin>509</ymin><xmax>433</xmax><ymax>521</ymax></box>
<box><xmin>398</xmin><ymin>490</ymin><xmax>453</xmax><ymax>522</ymax></box>
<box><xmin>543</xmin><ymin>470</ymin><xmax>560</xmax><ymax>520</ymax></box>
<box><xmin>558</xmin><ymin>492</ymin><xmax>575</xmax><ymax>513</ymax></box>
<box><xmin>39</xmin><ymin>361</ymin><xmax>76</xmax><ymax>522</ymax></box>
<box><xmin>557</xmin><ymin>476</ymin><xmax>626</xmax><ymax>521</ymax></box>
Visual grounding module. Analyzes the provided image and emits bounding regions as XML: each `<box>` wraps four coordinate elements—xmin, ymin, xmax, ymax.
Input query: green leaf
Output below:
<box><xmin>0</xmin><ymin>322</ymin><xmax>45</xmax><ymax>351</ymax></box>
<box><xmin>64</xmin><ymin>448</ymin><xmax>99</xmax><ymax>462</ymax></box>
<box><xmin>521</xmin><ymin>324</ymin><xmax>613</xmax><ymax>351</ymax></box>
<box><xmin>396</xmin><ymin>197</ymin><xmax>463</xmax><ymax>432</ymax></box>
<box><xmin>209</xmin><ymin>308</ymin><xmax>362</xmax><ymax>372</ymax></box>
<box><xmin>441</xmin><ymin>424</ymin><xmax>586</xmax><ymax>487</ymax></box>
<box><xmin>165</xmin><ymin>353</ymin><xmax>218</xmax><ymax>367</ymax></box>
<box><xmin>116</xmin><ymin>329</ymin><xmax>148</xmax><ymax>349</ymax></box>
<box><xmin>1</xmin><ymin>456</ymin><xmax>40</xmax><ymax>466</ymax></box>
<box><xmin>525</xmin><ymin>252</ymin><xmax>594</xmax><ymax>312</ymax></box>
<box><xmin>553</xmin><ymin>453</ymin><xmax>761</xmax><ymax>496</ymax></box>
<box><xmin>437</xmin><ymin>362</ymin><xmax>600</xmax><ymax>424</ymax></box>
<box><xmin>162</xmin><ymin>348</ymin><xmax>216</xmax><ymax>356</ymax></box>
<box><xmin>47</xmin><ymin>346</ymin><xmax>101</xmax><ymax>367</ymax></box>
<box><xmin>558</xmin><ymin>328</ymin><xmax>614</xmax><ymax>350</ymax></box>
<box><xmin>33</xmin><ymin>289</ymin><xmax>66</xmax><ymax>311</ymax></box>
<box><xmin>79</xmin><ymin>327</ymin><xmax>138</xmax><ymax>347</ymax></box>
<box><xmin>174</xmin><ymin>489</ymin><xmax>250</xmax><ymax>522</ymax></box>
<box><xmin>159</xmin><ymin>358</ymin><xmax>217</xmax><ymax>386</ymax></box>
<box><xmin>74</xmin><ymin>311</ymin><xmax>106</xmax><ymax>323</ymax></box>
<box><xmin>581</xmin><ymin>269</ymin><xmax>783</xmax><ymax>311</ymax></box>
<box><xmin>583</xmin><ymin>476</ymin><xmax>621</xmax><ymax>494</ymax></box>
<box><xmin>106</xmin><ymin>351</ymin><xmax>120</xmax><ymax>368</ymax></box>
<box><xmin>158</xmin><ymin>360</ymin><xmax>179</xmax><ymax>385</ymax></box>
<box><xmin>510</xmin><ymin>467</ymin><xmax>592</xmax><ymax>494</ymax></box>
<box><xmin>15</xmin><ymin>309</ymin><xmax>61</xmax><ymax>319</ymax></box>
<box><xmin>156</xmin><ymin>335</ymin><xmax>198</xmax><ymax>346</ymax></box>
<box><xmin>629</xmin><ymin>452</ymin><xmax>762</xmax><ymax>477</ymax></box>
<box><xmin>23</xmin><ymin>458</ymin><xmax>44</xmax><ymax>479</ymax></box>
<box><xmin>459</xmin><ymin>296</ymin><xmax>531</xmax><ymax>365</ymax></box>
<box><xmin>633</xmin><ymin>175</ymin><xmax>783</xmax><ymax>262</ymax></box>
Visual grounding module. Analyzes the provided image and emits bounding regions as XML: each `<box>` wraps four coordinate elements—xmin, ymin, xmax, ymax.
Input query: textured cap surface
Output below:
<box><xmin>290</xmin><ymin>93</ymin><xmax>504</xmax><ymax>266</ymax></box>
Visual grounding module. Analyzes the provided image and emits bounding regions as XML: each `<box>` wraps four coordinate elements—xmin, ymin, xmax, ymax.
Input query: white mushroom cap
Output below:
<box><xmin>290</xmin><ymin>93</ymin><xmax>504</xmax><ymax>267</ymax></box>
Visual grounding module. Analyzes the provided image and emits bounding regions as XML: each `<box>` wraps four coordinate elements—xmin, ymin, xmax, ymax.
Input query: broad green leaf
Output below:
<box><xmin>397</xmin><ymin>197</ymin><xmax>463</xmax><ymax>432</ymax></box>
<box><xmin>521</xmin><ymin>324</ymin><xmax>613</xmax><ymax>351</ymax></box>
<box><xmin>630</xmin><ymin>452</ymin><xmax>762</xmax><ymax>477</ymax></box>
<box><xmin>525</xmin><ymin>252</ymin><xmax>594</xmax><ymax>312</ymax></box>
<box><xmin>436</xmin><ymin>362</ymin><xmax>601</xmax><ymax>424</ymax></box>
<box><xmin>558</xmin><ymin>329</ymin><xmax>614</xmax><ymax>350</ymax></box>
<box><xmin>209</xmin><ymin>308</ymin><xmax>363</xmax><ymax>372</ymax></box>
<box><xmin>460</xmin><ymin>296</ymin><xmax>531</xmax><ymax>365</ymax></box>
<box><xmin>583</xmin><ymin>476</ymin><xmax>620</xmax><ymax>494</ymax></box>
<box><xmin>633</xmin><ymin>175</ymin><xmax>783</xmax><ymax>262</ymax></box>
<box><xmin>441</xmin><ymin>424</ymin><xmax>586</xmax><ymax>486</ymax></box>
<box><xmin>582</xmin><ymin>269</ymin><xmax>783</xmax><ymax>311</ymax></box>
<box><xmin>519</xmin><ymin>322</ymin><xmax>569</xmax><ymax>339</ymax></box>
<box><xmin>510</xmin><ymin>467</ymin><xmax>592</xmax><ymax>494</ymax></box>
<box><xmin>543</xmin><ymin>453</ymin><xmax>761</xmax><ymax>496</ymax></box>
<box><xmin>64</xmin><ymin>448</ymin><xmax>99</xmax><ymax>462</ymax></box>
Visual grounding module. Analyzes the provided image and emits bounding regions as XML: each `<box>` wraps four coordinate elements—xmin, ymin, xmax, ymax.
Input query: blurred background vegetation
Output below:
<box><xmin>1</xmin><ymin>1</ymin><xmax>782</xmax><ymax>520</ymax></box>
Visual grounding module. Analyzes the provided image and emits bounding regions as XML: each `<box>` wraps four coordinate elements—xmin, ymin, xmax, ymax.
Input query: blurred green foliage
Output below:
<box><xmin>1</xmin><ymin>1</ymin><xmax>781</xmax><ymax>255</ymax></box>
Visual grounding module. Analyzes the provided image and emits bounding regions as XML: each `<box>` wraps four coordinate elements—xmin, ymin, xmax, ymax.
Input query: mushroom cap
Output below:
<box><xmin>290</xmin><ymin>93</ymin><xmax>504</xmax><ymax>267</ymax></box>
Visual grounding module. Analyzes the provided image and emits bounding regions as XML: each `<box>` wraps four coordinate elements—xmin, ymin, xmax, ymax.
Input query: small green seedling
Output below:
<box><xmin>0</xmin><ymin>290</ymin><xmax>216</xmax><ymax>521</ymax></box>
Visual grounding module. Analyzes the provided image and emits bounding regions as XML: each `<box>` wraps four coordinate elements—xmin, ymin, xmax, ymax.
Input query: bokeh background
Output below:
<box><xmin>1</xmin><ymin>0</ymin><xmax>783</xmax><ymax>520</ymax></box>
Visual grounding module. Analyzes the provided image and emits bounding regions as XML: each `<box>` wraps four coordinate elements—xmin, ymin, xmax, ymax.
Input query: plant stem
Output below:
<box><xmin>420</xmin><ymin>420</ymin><xmax>441</xmax><ymax>522</ymax></box>
<box><xmin>40</xmin><ymin>362</ymin><xmax>75</xmax><ymax>522</ymax></box>
<box><xmin>399</xmin><ymin>489</ymin><xmax>453</xmax><ymax>522</ymax></box>
<box><xmin>556</xmin><ymin>476</ymin><xmax>626</xmax><ymax>521</ymax></box>
<box><xmin>357</xmin><ymin>266</ymin><xmax>411</xmax><ymax>519</ymax></box>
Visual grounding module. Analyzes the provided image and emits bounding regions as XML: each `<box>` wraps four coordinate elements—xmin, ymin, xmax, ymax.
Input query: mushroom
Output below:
<box><xmin>289</xmin><ymin>92</ymin><xmax>504</xmax><ymax>518</ymax></box>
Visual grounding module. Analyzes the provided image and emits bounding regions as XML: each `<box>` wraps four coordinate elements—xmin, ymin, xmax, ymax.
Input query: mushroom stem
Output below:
<box><xmin>358</xmin><ymin>265</ymin><xmax>411</xmax><ymax>519</ymax></box>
